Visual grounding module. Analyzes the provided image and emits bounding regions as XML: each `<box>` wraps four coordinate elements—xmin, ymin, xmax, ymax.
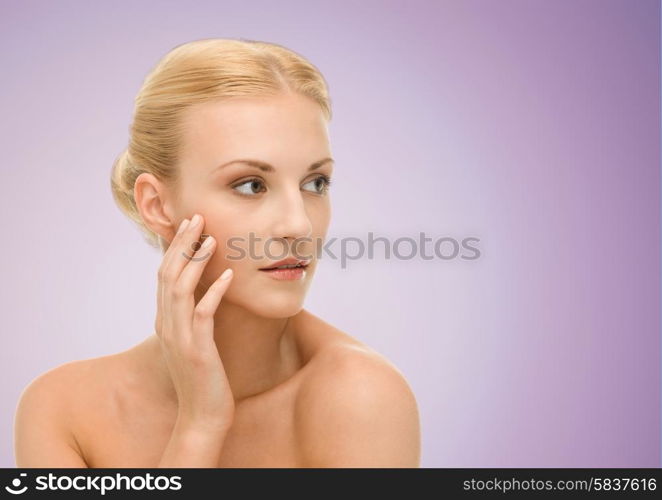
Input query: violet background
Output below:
<box><xmin>0</xmin><ymin>0</ymin><xmax>659</xmax><ymax>467</ymax></box>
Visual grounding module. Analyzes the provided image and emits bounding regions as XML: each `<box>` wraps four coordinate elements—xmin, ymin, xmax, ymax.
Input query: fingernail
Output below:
<box><xmin>201</xmin><ymin>235</ymin><xmax>214</xmax><ymax>248</ymax></box>
<box><xmin>220</xmin><ymin>268</ymin><xmax>233</xmax><ymax>280</ymax></box>
<box><xmin>189</xmin><ymin>214</ymin><xmax>200</xmax><ymax>228</ymax></box>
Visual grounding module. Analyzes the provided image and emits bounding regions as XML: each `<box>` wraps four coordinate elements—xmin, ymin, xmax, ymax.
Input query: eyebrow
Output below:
<box><xmin>212</xmin><ymin>157</ymin><xmax>334</xmax><ymax>174</ymax></box>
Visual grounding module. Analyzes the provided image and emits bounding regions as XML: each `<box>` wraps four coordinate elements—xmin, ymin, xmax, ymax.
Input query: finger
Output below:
<box><xmin>191</xmin><ymin>268</ymin><xmax>233</xmax><ymax>344</ymax></box>
<box><xmin>170</xmin><ymin>234</ymin><xmax>217</xmax><ymax>341</ymax></box>
<box><xmin>159</xmin><ymin>217</ymin><xmax>190</xmax><ymax>277</ymax></box>
<box><xmin>164</xmin><ymin>214</ymin><xmax>206</xmax><ymax>288</ymax></box>
<box><xmin>160</xmin><ymin>216</ymin><xmax>198</xmax><ymax>287</ymax></box>
<box><xmin>160</xmin><ymin>215</ymin><xmax>202</xmax><ymax>311</ymax></box>
<box><xmin>162</xmin><ymin>214</ymin><xmax>206</xmax><ymax>343</ymax></box>
<box><xmin>157</xmin><ymin>217</ymin><xmax>189</xmax><ymax>341</ymax></box>
<box><xmin>176</xmin><ymin>235</ymin><xmax>216</xmax><ymax>298</ymax></box>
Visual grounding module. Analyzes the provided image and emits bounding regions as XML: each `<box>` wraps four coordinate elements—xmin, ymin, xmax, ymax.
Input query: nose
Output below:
<box><xmin>270</xmin><ymin>187</ymin><xmax>313</xmax><ymax>251</ymax></box>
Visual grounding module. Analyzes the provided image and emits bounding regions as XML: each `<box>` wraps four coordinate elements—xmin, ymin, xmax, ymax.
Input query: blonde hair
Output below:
<box><xmin>110</xmin><ymin>38</ymin><xmax>332</xmax><ymax>249</ymax></box>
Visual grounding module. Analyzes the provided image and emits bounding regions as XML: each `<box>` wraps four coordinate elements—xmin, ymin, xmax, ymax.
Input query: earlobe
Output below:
<box><xmin>134</xmin><ymin>172</ymin><xmax>176</xmax><ymax>242</ymax></box>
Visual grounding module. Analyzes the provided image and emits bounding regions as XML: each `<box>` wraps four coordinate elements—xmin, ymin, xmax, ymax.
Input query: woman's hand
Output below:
<box><xmin>155</xmin><ymin>213</ymin><xmax>235</xmax><ymax>433</ymax></box>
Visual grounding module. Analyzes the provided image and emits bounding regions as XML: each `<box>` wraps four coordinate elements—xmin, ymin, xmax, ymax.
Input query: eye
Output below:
<box><xmin>231</xmin><ymin>174</ymin><xmax>333</xmax><ymax>198</ymax></box>
<box><xmin>232</xmin><ymin>177</ymin><xmax>266</xmax><ymax>197</ymax></box>
<box><xmin>302</xmin><ymin>174</ymin><xmax>333</xmax><ymax>195</ymax></box>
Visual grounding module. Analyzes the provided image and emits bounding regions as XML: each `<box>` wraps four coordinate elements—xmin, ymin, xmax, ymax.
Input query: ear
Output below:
<box><xmin>134</xmin><ymin>173</ymin><xmax>178</xmax><ymax>245</ymax></box>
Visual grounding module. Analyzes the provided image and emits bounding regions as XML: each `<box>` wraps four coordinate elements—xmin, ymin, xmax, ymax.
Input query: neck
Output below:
<box><xmin>208</xmin><ymin>299</ymin><xmax>302</xmax><ymax>401</ymax></box>
<box><xmin>148</xmin><ymin>298</ymin><xmax>303</xmax><ymax>406</ymax></box>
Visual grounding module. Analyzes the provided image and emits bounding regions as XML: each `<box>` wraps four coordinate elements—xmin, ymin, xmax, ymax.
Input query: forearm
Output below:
<box><xmin>157</xmin><ymin>419</ymin><xmax>230</xmax><ymax>468</ymax></box>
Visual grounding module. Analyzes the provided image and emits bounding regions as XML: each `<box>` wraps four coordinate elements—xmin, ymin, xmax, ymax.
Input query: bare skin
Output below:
<box><xmin>14</xmin><ymin>91</ymin><xmax>421</xmax><ymax>467</ymax></box>
<box><xmin>15</xmin><ymin>310</ymin><xmax>420</xmax><ymax>467</ymax></box>
<box><xmin>53</xmin><ymin>310</ymin><xmax>416</xmax><ymax>468</ymax></box>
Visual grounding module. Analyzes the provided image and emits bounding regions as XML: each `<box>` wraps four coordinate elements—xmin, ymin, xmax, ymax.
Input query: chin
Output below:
<box><xmin>244</xmin><ymin>296</ymin><xmax>305</xmax><ymax>319</ymax></box>
<box><xmin>225</xmin><ymin>283</ymin><xmax>308</xmax><ymax>318</ymax></box>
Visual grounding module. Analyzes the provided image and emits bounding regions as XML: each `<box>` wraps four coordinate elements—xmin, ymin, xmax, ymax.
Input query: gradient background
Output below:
<box><xmin>1</xmin><ymin>0</ymin><xmax>659</xmax><ymax>468</ymax></box>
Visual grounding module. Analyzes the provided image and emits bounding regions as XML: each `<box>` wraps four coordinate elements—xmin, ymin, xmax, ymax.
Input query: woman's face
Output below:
<box><xmin>168</xmin><ymin>92</ymin><xmax>333</xmax><ymax>318</ymax></box>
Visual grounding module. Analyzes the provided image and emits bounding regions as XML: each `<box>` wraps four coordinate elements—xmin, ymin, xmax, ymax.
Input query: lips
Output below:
<box><xmin>259</xmin><ymin>257</ymin><xmax>311</xmax><ymax>270</ymax></box>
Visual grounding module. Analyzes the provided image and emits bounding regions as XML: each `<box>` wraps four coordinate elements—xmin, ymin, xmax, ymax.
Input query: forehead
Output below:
<box><xmin>178</xmin><ymin>93</ymin><xmax>330</xmax><ymax>169</ymax></box>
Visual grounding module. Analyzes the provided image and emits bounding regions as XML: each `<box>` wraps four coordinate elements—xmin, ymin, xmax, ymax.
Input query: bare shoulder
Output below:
<box><xmin>20</xmin><ymin>353</ymin><xmax>123</xmax><ymax>408</ymax></box>
<box><xmin>14</xmin><ymin>346</ymin><xmax>138</xmax><ymax>468</ymax></box>
<box><xmin>16</xmin><ymin>357</ymin><xmax>100</xmax><ymax>421</ymax></box>
<box><xmin>293</xmin><ymin>316</ymin><xmax>421</xmax><ymax>467</ymax></box>
<box><xmin>14</xmin><ymin>357</ymin><xmax>104</xmax><ymax>467</ymax></box>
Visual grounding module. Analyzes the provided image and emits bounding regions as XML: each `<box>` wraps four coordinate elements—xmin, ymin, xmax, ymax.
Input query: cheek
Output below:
<box><xmin>316</xmin><ymin>208</ymin><xmax>331</xmax><ymax>229</ymax></box>
<box><xmin>310</xmin><ymin>204</ymin><xmax>331</xmax><ymax>237</ymax></box>
<box><xmin>206</xmin><ymin>219</ymin><xmax>262</xmax><ymax>270</ymax></box>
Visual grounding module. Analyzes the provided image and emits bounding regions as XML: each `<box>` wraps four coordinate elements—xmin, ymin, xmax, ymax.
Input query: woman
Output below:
<box><xmin>14</xmin><ymin>38</ymin><xmax>421</xmax><ymax>468</ymax></box>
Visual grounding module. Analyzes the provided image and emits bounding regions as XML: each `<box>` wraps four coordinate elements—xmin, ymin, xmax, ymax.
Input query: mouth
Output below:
<box><xmin>258</xmin><ymin>259</ymin><xmax>311</xmax><ymax>280</ymax></box>
<box><xmin>258</xmin><ymin>258</ymin><xmax>311</xmax><ymax>271</ymax></box>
